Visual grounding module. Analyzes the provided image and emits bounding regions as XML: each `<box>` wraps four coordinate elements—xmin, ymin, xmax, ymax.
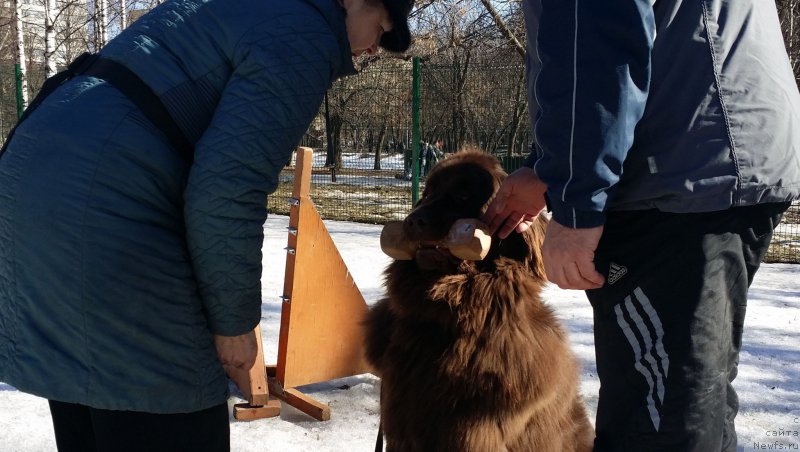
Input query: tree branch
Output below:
<box><xmin>478</xmin><ymin>0</ymin><xmax>525</xmax><ymax>59</ymax></box>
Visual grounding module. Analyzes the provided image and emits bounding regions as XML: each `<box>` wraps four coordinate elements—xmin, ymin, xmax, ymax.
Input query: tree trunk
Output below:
<box><xmin>790</xmin><ymin>0</ymin><xmax>797</xmax><ymax>73</ymax></box>
<box><xmin>478</xmin><ymin>0</ymin><xmax>525</xmax><ymax>59</ymax></box>
<box><xmin>44</xmin><ymin>0</ymin><xmax>57</xmax><ymax>78</ymax></box>
<box><xmin>507</xmin><ymin>69</ymin><xmax>526</xmax><ymax>155</ymax></box>
<box><xmin>374</xmin><ymin>124</ymin><xmax>387</xmax><ymax>170</ymax></box>
<box><xmin>121</xmin><ymin>0</ymin><xmax>128</xmax><ymax>30</ymax></box>
<box><xmin>13</xmin><ymin>0</ymin><xmax>29</xmax><ymax>110</ymax></box>
<box><xmin>450</xmin><ymin>52</ymin><xmax>471</xmax><ymax>150</ymax></box>
<box><xmin>331</xmin><ymin>114</ymin><xmax>343</xmax><ymax>169</ymax></box>
<box><xmin>354</xmin><ymin>128</ymin><xmax>361</xmax><ymax>154</ymax></box>
<box><xmin>97</xmin><ymin>0</ymin><xmax>109</xmax><ymax>48</ymax></box>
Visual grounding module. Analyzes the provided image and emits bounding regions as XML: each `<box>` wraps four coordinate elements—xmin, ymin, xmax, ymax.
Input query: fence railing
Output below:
<box><xmin>767</xmin><ymin>206</ymin><xmax>800</xmax><ymax>263</ymax></box>
<box><xmin>268</xmin><ymin>154</ymin><xmax>800</xmax><ymax>264</ymax></box>
<box><xmin>267</xmin><ymin>151</ymin><xmax>412</xmax><ymax>224</ymax></box>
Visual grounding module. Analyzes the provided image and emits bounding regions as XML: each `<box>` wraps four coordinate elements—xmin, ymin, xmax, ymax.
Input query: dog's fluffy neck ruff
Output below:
<box><xmin>384</xmin><ymin>255</ymin><xmax>545</xmax><ymax>335</ymax></box>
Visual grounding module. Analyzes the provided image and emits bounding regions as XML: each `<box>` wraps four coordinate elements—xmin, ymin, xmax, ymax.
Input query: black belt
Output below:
<box><xmin>1</xmin><ymin>52</ymin><xmax>193</xmax><ymax>163</ymax></box>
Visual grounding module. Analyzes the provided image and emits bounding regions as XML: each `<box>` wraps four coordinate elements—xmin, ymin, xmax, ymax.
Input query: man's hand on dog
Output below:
<box><xmin>484</xmin><ymin>167</ymin><xmax>605</xmax><ymax>290</ymax></box>
<box><xmin>214</xmin><ymin>329</ymin><xmax>258</xmax><ymax>372</ymax></box>
<box><xmin>542</xmin><ymin>221</ymin><xmax>605</xmax><ymax>290</ymax></box>
<box><xmin>483</xmin><ymin>167</ymin><xmax>547</xmax><ymax>239</ymax></box>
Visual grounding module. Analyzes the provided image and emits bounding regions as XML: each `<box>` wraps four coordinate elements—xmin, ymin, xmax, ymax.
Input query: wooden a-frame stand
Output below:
<box><xmin>230</xmin><ymin>147</ymin><xmax>372</xmax><ymax>421</ymax></box>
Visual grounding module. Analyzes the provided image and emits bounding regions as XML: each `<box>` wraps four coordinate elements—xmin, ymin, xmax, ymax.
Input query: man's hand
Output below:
<box><xmin>542</xmin><ymin>220</ymin><xmax>605</xmax><ymax>290</ymax></box>
<box><xmin>213</xmin><ymin>329</ymin><xmax>258</xmax><ymax>371</ymax></box>
<box><xmin>482</xmin><ymin>167</ymin><xmax>547</xmax><ymax>239</ymax></box>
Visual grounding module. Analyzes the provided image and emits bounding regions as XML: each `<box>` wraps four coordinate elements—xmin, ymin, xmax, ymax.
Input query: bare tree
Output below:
<box><xmin>1</xmin><ymin>12</ymin><xmax>16</xmax><ymax>142</ymax></box>
<box><xmin>13</xmin><ymin>0</ymin><xmax>29</xmax><ymax>110</ymax></box>
<box><xmin>120</xmin><ymin>0</ymin><xmax>127</xmax><ymax>29</ymax></box>
<box><xmin>410</xmin><ymin>0</ymin><xmax>528</xmax><ymax>153</ymax></box>
<box><xmin>57</xmin><ymin>0</ymin><xmax>94</xmax><ymax>63</ymax></box>
<box><xmin>777</xmin><ymin>0</ymin><xmax>799</xmax><ymax>83</ymax></box>
<box><xmin>3</xmin><ymin>0</ymin><xmax>797</xmax><ymax>159</ymax></box>
<box><xmin>44</xmin><ymin>0</ymin><xmax>56</xmax><ymax>77</ymax></box>
<box><xmin>478</xmin><ymin>0</ymin><xmax>524</xmax><ymax>58</ymax></box>
<box><xmin>97</xmin><ymin>0</ymin><xmax>109</xmax><ymax>48</ymax></box>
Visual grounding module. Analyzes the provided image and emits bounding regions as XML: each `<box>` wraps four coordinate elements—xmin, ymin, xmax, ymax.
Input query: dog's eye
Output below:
<box><xmin>457</xmin><ymin>193</ymin><xmax>470</xmax><ymax>203</ymax></box>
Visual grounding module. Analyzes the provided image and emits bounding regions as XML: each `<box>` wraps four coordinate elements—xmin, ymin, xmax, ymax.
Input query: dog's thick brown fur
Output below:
<box><xmin>364</xmin><ymin>149</ymin><xmax>594</xmax><ymax>452</ymax></box>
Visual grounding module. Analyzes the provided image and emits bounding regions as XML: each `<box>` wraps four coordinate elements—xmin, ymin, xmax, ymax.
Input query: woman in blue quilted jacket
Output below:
<box><xmin>0</xmin><ymin>0</ymin><xmax>413</xmax><ymax>450</ymax></box>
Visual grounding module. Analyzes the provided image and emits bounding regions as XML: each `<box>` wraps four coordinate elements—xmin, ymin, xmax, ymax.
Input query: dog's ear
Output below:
<box><xmin>495</xmin><ymin>215</ymin><xmax>548</xmax><ymax>281</ymax></box>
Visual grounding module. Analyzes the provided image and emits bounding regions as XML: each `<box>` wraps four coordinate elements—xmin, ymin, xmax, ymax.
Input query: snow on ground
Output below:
<box><xmin>308</xmin><ymin>151</ymin><xmax>405</xmax><ymax>172</ymax></box>
<box><xmin>1</xmin><ymin>215</ymin><xmax>798</xmax><ymax>452</ymax></box>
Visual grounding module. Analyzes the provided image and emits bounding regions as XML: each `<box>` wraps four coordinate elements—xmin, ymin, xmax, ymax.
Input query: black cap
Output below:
<box><xmin>380</xmin><ymin>0</ymin><xmax>414</xmax><ymax>53</ymax></box>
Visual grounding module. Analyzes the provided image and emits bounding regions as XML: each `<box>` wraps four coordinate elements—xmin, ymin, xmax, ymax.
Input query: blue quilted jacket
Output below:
<box><xmin>0</xmin><ymin>0</ymin><xmax>355</xmax><ymax>412</ymax></box>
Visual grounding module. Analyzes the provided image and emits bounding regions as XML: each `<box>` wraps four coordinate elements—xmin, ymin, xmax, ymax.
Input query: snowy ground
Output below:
<box><xmin>1</xmin><ymin>215</ymin><xmax>798</xmax><ymax>452</ymax></box>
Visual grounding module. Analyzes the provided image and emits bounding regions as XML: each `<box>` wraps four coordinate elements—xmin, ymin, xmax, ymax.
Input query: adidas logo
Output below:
<box><xmin>608</xmin><ymin>262</ymin><xmax>628</xmax><ymax>285</ymax></box>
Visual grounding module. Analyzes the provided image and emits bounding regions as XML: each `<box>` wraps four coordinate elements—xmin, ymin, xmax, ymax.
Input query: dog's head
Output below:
<box><xmin>404</xmin><ymin>149</ymin><xmax>503</xmax><ymax>242</ymax></box>
<box><xmin>402</xmin><ymin>148</ymin><xmax>546</xmax><ymax>279</ymax></box>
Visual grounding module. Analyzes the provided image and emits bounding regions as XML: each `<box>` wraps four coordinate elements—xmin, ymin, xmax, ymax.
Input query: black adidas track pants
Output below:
<box><xmin>586</xmin><ymin>203</ymin><xmax>789</xmax><ymax>452</ymax></box>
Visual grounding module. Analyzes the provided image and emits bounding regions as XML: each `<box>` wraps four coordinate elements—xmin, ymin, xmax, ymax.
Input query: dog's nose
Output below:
<box><xmin>403</xmin><ymin>215</ymin><xmax>427</xmax><ymax>240</ymax></box>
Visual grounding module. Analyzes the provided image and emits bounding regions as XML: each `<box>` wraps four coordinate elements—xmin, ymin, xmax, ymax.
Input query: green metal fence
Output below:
<box><xmin>268</xmin><ymin>59</ymin><xmax>800</xmax><ymax>263</ymax></box>
<box><xmin>267</xmin><ymin>59</ymin><xmax>535</xmax><ymax>221</ymax></box>
<box><xmin>266</xmin><ymin>60</ymin><xmax>417</xmax><ymax>224</ymax></box>
<box><xmin>766</xmin><ymin>207</ymin><xmax>800</xmax><ymax>263</ymax></box>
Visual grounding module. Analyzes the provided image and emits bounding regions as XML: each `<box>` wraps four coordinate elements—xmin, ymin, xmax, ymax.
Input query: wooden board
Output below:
<box><xmin>227</xmin><ymin>324</ymin><xmax>270</xmax><ymax>407</ymax></box>
<box><xmin>268</xmin><ymin>378</ymin><xmax>331</xmax><ymax>421</ymax></box>
<box><xmin>233</xmin><ymin>400</ymin><xmax>282</xmax><ymax>421</ymax></box>
<box><xmin>276</xmin><ymin>147</ymin><xmax>372</xmax><ymax>389</ymax></box>
<box><xmin>233</xmin><ymin>147</ymin><xmax>373</xmax><ymax>422</ymax></box>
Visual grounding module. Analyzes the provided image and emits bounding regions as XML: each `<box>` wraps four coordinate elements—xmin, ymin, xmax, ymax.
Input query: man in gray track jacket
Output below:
<box><xmin>484</xmin><ymin>0</ymin><xmax>800</xmax><ymax>450</ymax></box>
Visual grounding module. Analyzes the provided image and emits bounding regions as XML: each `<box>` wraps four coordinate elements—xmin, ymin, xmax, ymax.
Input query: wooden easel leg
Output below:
<box><xmin>233</xmin><ymin>400</ymin><xmax>282</xmax><ymax>421</ymax></box>
<box><xmin>229</xmin><ymin>327</ymin><xmax>282</xmax><ymax>421</ymax></box>
<box><xmin>267</xmin><ymin>377</ymin><xmax>331</xmax><ymax>421</ymax></box>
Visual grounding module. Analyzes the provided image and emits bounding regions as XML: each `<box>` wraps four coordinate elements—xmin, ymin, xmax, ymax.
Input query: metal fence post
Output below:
<box><xmin>411</xmin><ymin>56</ymin><xmax>421</xmax><ymax>205</ymax></box>
<box><xmin>324</xmin><ymin>91</ymin><xmax>334</xmax><ymax>167</ymax></box>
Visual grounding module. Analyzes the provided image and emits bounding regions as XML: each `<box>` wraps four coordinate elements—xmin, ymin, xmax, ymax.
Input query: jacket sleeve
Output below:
<box><xmin>183</xmin><ymin>25</ymin><xmax>337</xmax><ymax>336</ymax></box>
<box><xmin>528</xmin><ymin>0</ymin><xmax>655</xmax><ymax>228</ymax></box>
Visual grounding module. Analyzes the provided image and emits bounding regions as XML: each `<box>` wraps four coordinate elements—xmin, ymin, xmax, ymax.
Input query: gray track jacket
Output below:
<box><xmin>523</xmin><ymin>0</ymin><xmax>800</xmax><ymax>228</ymax></box>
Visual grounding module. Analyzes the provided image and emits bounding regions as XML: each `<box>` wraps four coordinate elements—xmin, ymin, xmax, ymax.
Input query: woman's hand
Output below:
<box><xmin>213</xmin><ymin>329</ymin><xmax>258</xmax><ymax>371</ymax></box>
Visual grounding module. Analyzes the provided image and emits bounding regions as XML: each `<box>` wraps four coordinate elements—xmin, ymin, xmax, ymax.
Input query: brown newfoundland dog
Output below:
<box><xmin>364</xmin><ymin>149</ymin><xmax>593</xmax><ymax>452</ymax></box>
